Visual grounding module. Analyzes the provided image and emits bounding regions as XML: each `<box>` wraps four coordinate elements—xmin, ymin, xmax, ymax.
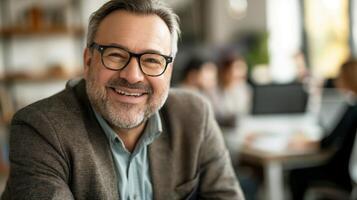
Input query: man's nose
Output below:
<box><xmin>118</xmin><ymin>57</ymin><xmax>145</xmax><ymax>83</ymax></box>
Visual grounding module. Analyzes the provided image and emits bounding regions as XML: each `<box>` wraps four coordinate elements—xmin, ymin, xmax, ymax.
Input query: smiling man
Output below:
<box><xmin>1</xmin><ymin>0</ymin><xmax>244</xmax><ymax>199</ymax></box>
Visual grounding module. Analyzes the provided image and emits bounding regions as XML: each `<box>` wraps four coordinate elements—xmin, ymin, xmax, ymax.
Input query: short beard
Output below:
<box><xmin>86</xmin><ymin>72</ymin><xmax>168</xmax><ymax>130</ymax></box>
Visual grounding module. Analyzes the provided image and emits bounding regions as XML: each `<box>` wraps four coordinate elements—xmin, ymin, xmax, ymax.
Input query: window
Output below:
<box><xmin>304</xmin><ymin>0</ymin><xmax>350</xmax><ymax>78</ymax></box>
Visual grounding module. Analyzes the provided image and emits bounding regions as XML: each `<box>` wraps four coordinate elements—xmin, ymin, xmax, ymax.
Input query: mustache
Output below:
<box><xmin>107</xmin><ymin>78</ymin><xmax>152</xmax><ymax>94</ymax></box>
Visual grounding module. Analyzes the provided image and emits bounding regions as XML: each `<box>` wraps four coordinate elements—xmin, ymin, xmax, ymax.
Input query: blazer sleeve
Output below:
<box><xmin>1</xmin><ymin>111</ymin><xmax>74</xmax><ymax>200</ymax></box>
<box><xmin>197</xmin><ymin>101</ymin><xmax>245</xmax><ymax>199</ymax></box>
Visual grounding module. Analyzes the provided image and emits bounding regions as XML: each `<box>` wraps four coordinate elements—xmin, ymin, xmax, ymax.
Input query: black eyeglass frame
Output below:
<box><xmin>90</xmin><ymin>42</ymin><xmax>173</xmax><ymax>77</ymax></box>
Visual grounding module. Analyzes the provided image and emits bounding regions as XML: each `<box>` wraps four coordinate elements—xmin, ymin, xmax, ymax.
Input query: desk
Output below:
<box><xmin>223</xmin><ymin>114</ymin><xmax>326</xmax><ymax>200</ymax></box>
<box><xmin>239</xmin><ymin>144</ymin><xmax>332</xmax><ymax>200</ymax></box>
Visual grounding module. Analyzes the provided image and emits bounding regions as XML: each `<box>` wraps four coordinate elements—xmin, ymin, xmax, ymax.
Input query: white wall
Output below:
<box><xmin>267</xmin><ymin>0</ymin><xmax>302</xmax><ymax>83</ymax></box>
<box><xmin>81</xmin><ymin>0</ymin><xmax>108</xmax><ymax>35</ymax></box>
<box><xmin>352</xmin><ymin>0</ymin><xmax>357</xmax><ymax>57</ymax></box>
<box><xmin>12</xmin><ymin>81</ymin><xmax>68</xmax><ymax>109</ymax></box>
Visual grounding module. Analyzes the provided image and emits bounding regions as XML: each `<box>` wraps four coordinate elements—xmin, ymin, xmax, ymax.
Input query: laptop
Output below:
<box><xmin>251</xmin><ymin>83</ymin><xmax>309</xmax><ymax>115</ymax></box>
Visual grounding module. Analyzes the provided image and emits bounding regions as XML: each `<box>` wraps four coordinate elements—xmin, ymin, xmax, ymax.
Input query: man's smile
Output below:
<box><xmin>108</xmin><ymin>87</ymin><xmax>149</xmax><ymax>104</ymax></box>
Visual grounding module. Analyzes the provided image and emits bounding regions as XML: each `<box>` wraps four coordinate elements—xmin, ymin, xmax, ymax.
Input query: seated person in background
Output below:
<box><xmin>1</xmin><ymin>0</ymin><xmax>244</xmax><ymax>199</ymax></box>
<box><xmin>212</xmin><ymin>51</ymin><xmax>252</xmax><ymax>128</ymax></box>
<box><xmin>180</xmin><ymin>53</ymin><xmax>218</xmax><ymax>98</ymax></box>
<box><xmin>181</xmin><ymin>53</ymin><xmax>259</xmax><ymax>200</ymax></box>
<box><xmin>350</xmin><ymin>130</ymin><xmax>357</xmax><ymax>199</ymax></box>
<box><xmin>293</xmin><ymin>51</ymin><xmax>309</xmax><ymax>84</ymax></box>
<box><xmin>289</xmin><ymin>60</ymin><xmax>357</xmax><ymax>200</ymax></box>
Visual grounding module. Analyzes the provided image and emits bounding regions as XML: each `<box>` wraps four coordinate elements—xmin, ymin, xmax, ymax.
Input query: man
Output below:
<box><xmin>2</xmin><ymin>0</ymin><xmax>244</xmax><ymax>199</ymax></box>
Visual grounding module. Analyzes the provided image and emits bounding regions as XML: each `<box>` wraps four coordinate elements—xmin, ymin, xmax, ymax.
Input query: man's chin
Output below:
<box><xmin>105</xmin><ymin>108</ymin><xmax>147</xmax><ymax>129</ymax></box>
<box><xmin>115</xmin><ymin>119</ymin><xmax>145</xmax><ymax>130</ymax></box>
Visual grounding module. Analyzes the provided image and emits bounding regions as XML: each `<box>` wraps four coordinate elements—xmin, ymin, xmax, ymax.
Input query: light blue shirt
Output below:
<box><xmin>94</xmin><ymin>111</ymin><xmax>162</xmax><ymax>200</ymax></box>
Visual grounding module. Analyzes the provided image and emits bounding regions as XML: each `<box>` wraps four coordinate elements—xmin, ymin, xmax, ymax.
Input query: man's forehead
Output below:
<box><xmin>94</xmin><ymin>10</ymin><xmax>172</xmax><ymax>54</ymax></box>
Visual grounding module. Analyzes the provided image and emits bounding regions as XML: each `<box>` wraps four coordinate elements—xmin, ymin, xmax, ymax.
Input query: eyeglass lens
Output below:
<box><xmin>102</xmin><ymin>47</ymin><xmax>167</xmax><ymax>76</ymax></box>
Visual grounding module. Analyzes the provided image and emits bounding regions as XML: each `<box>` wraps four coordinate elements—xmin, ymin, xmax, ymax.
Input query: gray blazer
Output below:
<box><xmin>1</xmin><ymin>80</ymin><xmax>244</xmax><ymax>200</ymax></box>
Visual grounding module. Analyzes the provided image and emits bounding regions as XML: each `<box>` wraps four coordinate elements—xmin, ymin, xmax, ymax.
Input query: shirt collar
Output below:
<box><xmin>94</xmin><ymin>110</ymin><xmax>162</xmax><ymax>152</ymax></box>
<box><xmin>142</xmin><ymin>111</ymin><xmax>163</xmax><ymax>145</ymax></box>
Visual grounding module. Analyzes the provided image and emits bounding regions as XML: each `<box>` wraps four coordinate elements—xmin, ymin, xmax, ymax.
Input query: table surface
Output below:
<box><xmin>225</xmin><ymin>113</ymin><xmax>332</xmax><ymax>200</ymax></box>
<box><xmin>239</xmin><ymin>144</ymin><xmax>334</xmax><ymax>167</ymax></box>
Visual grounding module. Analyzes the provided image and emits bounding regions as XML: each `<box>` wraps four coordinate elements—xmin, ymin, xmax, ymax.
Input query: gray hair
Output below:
<box><xmin>86</xmin><ymin>0</ymin><xmax>181</xmax><ymax>57</ymax></box>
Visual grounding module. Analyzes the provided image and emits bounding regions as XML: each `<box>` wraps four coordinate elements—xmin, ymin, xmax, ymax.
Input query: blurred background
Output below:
<box><xmin>0</xmin><ymin>0</ymin><xmax>357</xmax><ymax>199</ymax></box>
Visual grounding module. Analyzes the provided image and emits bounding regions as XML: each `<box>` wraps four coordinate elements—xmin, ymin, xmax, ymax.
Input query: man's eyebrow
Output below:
<box><xmin>107</xmin><ymin>43</ymin><xmax>130</xmax><ymax>51</ymax></box>
<box><xmin>141</xmin><ymin>49</ymin><xmax>166</xmax><ymax>55</ymax></box>
<box><xmin>107</xmin><ymin>43</ymin><xmax>168</xmax><ymax>55</ymax></box>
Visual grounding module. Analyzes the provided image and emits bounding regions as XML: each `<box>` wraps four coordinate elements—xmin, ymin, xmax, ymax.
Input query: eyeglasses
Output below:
<box><xmin>90</xmin><ymin>42</ymin><xmax>173</xmax><ymax>77</ymax></box>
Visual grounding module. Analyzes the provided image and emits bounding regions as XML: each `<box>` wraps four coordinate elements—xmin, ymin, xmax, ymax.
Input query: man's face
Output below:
<box><xmin>83</xmin><ymin>11</ymin><xmax>173</xmax><ymax>130</ymax></box>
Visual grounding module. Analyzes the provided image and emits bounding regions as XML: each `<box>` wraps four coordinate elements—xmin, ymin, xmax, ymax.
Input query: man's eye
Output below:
<box><xmin>108</xmin><ymin>53</ymin><xmax>125</xmax><ymax>58</ymax></box>
<box><xmin>144</xmin><ymin>58</ymin><xmax>161</xmax><ymax>64</ymax></box>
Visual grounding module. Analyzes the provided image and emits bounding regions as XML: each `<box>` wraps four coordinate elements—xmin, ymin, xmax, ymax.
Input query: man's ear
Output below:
<box><xmin>83</xmin><ymin>48</ymin><xmax>92</xmax><ymax>80</ymax></box>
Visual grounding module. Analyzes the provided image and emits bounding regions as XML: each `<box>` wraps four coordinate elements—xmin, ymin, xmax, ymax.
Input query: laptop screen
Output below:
<box><xmin>251</xmin><ymin>83</ymin><xmax>309</xmax><ymax>115</ymax></box>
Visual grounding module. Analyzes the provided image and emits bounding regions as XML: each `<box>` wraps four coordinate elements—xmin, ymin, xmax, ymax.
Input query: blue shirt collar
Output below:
<box><xmin>94</xmin><ymin>110</ymin><xmax>162</xmax><ymax>154</ymax></box>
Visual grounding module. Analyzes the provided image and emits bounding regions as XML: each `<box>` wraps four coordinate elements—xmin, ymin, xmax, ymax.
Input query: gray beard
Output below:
<box><xmin>85</xmin><ymin>78</ymin><xmax>168</xmax><ymax>130</ymax></box>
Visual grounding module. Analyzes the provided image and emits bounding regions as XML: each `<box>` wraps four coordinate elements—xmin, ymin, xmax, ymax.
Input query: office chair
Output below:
<box><xmin>304</xmin><ymin>130</ymin><xmax>357</xmax><ymax>200</ymax></box>
<box><xmin>350</xmin><ymin>130</ymin><xmax>357</xmax><ymax>200</ymax></box>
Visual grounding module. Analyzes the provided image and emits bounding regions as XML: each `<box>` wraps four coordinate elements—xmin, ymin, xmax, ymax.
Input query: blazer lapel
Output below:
<box><xmin>85</xmin><ymin>111</ymin><xmax>119</xmax><ymax>199</ymax></box>
<box><xmin>74</xmin><ymin>80</ymin><xmax>119</xmax><ymax>199</ymax></box>
<box><xmin>149</xmin><ymin>107</ymin><xmax>174</xmax><ymax>200</ymax></box>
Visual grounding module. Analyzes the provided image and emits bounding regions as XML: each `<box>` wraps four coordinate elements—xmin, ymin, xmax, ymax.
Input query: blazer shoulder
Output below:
<box><xmin>166</xmin><ymin>88</ymin><xmax>212</xmax><ymax>113</ymax></box>
<box><xmin>163</xmin><ymin>88</ymin><xmax>215</xmax><ymax>135</ymax></box>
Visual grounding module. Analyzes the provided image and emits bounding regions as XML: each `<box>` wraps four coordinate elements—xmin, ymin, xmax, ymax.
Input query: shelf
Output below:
<box><xmin>1</xmin><ymin>74</ymin><xmax>77</xmax><ymax>83</ymax></box>
<box><xmin>0</xmin><ymin>68</ymin><xmax>82</xmax><ymax>83</ymax></box>
<box><xmin>0</xmin><ymin>26</ymin><xmax>84</xmax><ymax>37</ymax></box>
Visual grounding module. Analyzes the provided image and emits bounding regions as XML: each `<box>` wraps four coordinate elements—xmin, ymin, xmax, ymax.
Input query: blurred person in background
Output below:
<box><xmin>213</xmin><ymin>51</ymin><xmax>252</xmax><ymax>128</ymax></box>
<box><xmin>350</xmin><ymin>130</ymin><xmax>357</xmax><ymax>199</ymax></box>
<box><xmin>180</xmin><ymin>53</ymin><xmax>218</xmax><ymax>99</ymax></box>
<box><xmin>289</xmin><ymin>59</ymin><xmax>357</xmax><ymax>200</ymax></box>
<box><xmin>212</xmin><ymin>51</ymin><xmax>258</xmax><ymax>200</ymax></box>
<box><xmin>293</xmin><ymin>51</ymin><xmax>309</xmax><ymax>84</ymax></box>
<box><xmin>292</xmin><ymin>51</ymin><xmax>324</xmax><ymax>115</ymax></box>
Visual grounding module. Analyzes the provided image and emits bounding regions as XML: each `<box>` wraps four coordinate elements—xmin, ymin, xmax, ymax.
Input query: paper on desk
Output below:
<box><xmin>251</xmin><ymin>135</ymin><xmax>289</xmax><ymax>153</ymax></box>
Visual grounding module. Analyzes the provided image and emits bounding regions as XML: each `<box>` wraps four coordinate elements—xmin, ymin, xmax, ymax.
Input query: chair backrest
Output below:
<box><xmin>318</xmin><ymin>88</ymin><xmax>347</xmax><ymax>135</ymax></box>
<box><xmin>350</xmin><ymin>131</ymin><xmax>357</xmax><ymax>184</ymax></box>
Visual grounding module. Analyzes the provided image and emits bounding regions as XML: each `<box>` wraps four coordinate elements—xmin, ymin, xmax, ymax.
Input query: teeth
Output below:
<box><xmin>114</xmin><ymin>89</ymin><xmax>143</xmax><ymax>97</ymax></box>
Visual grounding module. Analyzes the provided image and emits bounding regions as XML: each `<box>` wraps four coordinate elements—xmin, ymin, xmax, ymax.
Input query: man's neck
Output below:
<box><xmin>114</xmin><ymin>122</ymin><xmax>146</xmax><ymax>153</ymax></box>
